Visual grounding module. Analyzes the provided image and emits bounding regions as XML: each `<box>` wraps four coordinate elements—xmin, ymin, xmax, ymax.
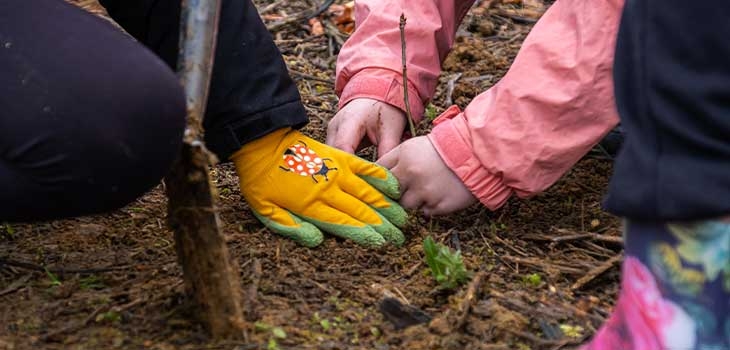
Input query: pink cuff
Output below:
<box><xmin>338</xmin><ymin>68</ymin><xmax>425</xmax><ymax>122</ymax></box>
<box><xmin>429</xmin><ymin>107</ymin><xmax>513</xmax><ymax>210</ymax></box>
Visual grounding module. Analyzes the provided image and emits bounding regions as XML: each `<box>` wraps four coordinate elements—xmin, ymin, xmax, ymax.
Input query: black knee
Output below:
<box><xmin>0</xmin><ymin>0</ymin><xmax>186</xmax><ymax>221</ymax></box>
<box><xmin>79</xmin><ymin>62</ymin><xmax>186</xmax><ymax>213</ymax></box>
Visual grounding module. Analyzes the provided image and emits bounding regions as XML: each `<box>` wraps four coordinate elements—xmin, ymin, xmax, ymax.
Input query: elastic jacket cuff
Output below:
<box><xmin>205</xmin><ymin>100</ymin><xmax>309</xmax><ymax>160</ymax></box>
<box><xmin>338</xmin><ymin>68</ymin><xmax>425</xmax><ymax>121</ymax></box>
<box><xmin>428</xmin><ymin>106</ymin><xmax>513</xmax><ymax>210</ymax></box>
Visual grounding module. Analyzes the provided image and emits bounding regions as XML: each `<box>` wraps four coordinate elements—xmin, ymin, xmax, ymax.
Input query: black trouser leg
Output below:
<box><xmin>0</xmin><ymin>0</ymin><xmax>186</xmax><ymax>221</ymax></box>
<box><xmin>102</xmin><ymin>0</ymin><xmax>309</xmax><ymax>160</ymax></box>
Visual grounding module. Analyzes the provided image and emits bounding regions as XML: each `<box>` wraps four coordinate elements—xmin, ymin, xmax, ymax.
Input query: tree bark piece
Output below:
<box><xmin>164</xmin><ymin>0</ymin><xmax>244</xmax><ymax>338</ymax></box>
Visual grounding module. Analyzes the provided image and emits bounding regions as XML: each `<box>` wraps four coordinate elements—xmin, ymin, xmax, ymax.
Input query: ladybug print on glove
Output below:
<box><xmin>279</xmin><ymin>141</ymin><xmax>338</xmax><ymax>183</ymax></box>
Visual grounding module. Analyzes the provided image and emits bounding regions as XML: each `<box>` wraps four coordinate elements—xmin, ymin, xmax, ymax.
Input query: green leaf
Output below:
<box><xmin>559</xmin><ymin>324</ymin><xmax>584</xmax><ymax>338</ymax></box>
<box><xmin>1</xmin><ymin>223</ymin><xmax>14</xmax><ymax>238</ymax></box>
<box><xmin>96</xmin><ymin>311</ymin><xmax>121</xmax><ymax>323</ymax></box>
<box><xmin>254</xmin><ymin>321</ymin><xmax>271</xmax><ymax>332</ymax></box>
<box><xmin>271</xmin><ymin>327</ymin><xmax>287</xmax><ymax>339</ymax></box>
<box><xmin>80</xmin><ymin>276</ymin><xmax>106</xmax><ymax>290</ymax></box>
<box><xmin>522</xmin><ymin>273</ymin><xmax>542</xmax><ymax>287</ymax></box>
<box><xmin>422</xmin><ymin>236</ymin><xmax>470</xmax><ymax>289</ymax></box>
<box><xmin>424</xmin><ymin>104</ymin><xmax>438</xmax><ymax>121</ymax></box>
<box><xmin>44</xmin><ymin>268</ymin><xmax>62</xmax><ymax>287</ymax></box>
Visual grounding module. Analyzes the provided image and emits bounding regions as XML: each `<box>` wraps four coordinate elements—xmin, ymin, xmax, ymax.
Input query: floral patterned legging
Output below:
<box><xmin>584</xmin><ymin>220</ymin><xmax>730</xmax><ymax>349</ymax></box>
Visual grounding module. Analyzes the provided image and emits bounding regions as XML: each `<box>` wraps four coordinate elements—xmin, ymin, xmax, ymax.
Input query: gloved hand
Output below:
<box><xmin>231</xmin><ymin>128</ymin><xmax>407</xmax><ymax>248</ymax></box>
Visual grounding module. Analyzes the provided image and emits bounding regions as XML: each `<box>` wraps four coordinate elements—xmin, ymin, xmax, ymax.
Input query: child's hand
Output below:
<box><xmin>326</xmin><ymin>98</ymin><xmax>407</xmax><ymax>157</ymax></box>
<box><xmin>378</xmin><ymin>136</ymin><xmax>477</xmax><ymax>216</ymax></box>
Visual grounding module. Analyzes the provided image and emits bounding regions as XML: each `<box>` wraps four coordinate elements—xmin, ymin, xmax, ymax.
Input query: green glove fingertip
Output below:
<box><xmin>374</xmin><ymin>197</ymin><xmax>408</xmax><ymax>229</ymax></box>
<box><xmin>359</xmin><ymin>169</ymin><xmax>401</xmax><ymax>200</ymax></box>
<box><xmin>297</xmin><ymin>215</ymin><xmax>387</xmax><ymax>248</ymax></box>
<box><xmin>252</xmin><ymin>211</ymin><xmax>324</xmax><ymax>248</ymax></box>
<box><xmin>369</xmin><ymin>213</ymin><xmax>406</xmax><ymax>246</ymax></box>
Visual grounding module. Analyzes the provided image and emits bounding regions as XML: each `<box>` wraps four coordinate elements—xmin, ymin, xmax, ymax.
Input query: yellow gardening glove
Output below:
<box><xmin>231</xmin><ymin>128</ymin><xmax>408</xmax><ymax>248</ymax></box>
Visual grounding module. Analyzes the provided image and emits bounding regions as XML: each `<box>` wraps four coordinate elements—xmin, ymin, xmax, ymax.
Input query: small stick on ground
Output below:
<box><xmin>0</xmin><ymin>257</ymin><xmax>131</xmax><ymax>275</ymax></box>
<box><xmin>265</xmin><ymin>0</ymin><xmax>336</xmax><ymax>31</ymax></box>
<box><xmin>445</xmin><ymin>73</ymin><xmax>463</xmax><ymax>106</ymax></box>
<box><xmin>0</xmin><ymin>275</ymin><xmax>31</xmax><ymax>297</ymax></box>
<box><xmin>244</xmin><ymin>258</ymin><xmax>262</xmax><ymax>321</ymax></box>
<box><xmin>399</xmin><ymin>13</ymin><xmax>417</xmax><ymax>137</ymax></box>
<box><xmin>288</xmin><ymin>69</ymin><xmax>334</xmax><ymax>85</ymax></box>
<box><xmin>552</xmin><ymin>228</ymin><xmax>623</xmax><ymax>244</ymax></box>
<box><xmin>502</xmin><ymin>256</ymin><xmax>586</xmax><ymax>275</ymax></box>
<box><xmin>42</xmin><ymin>305</ymin><xmax>108</xmax><ymax>342</ymax></box>
<box><xmin>453</xmin><ymin>271</ymin><xmax>486</xmax><ymax>331</ymax></box>
<box><xmin>571</xmin><ymin>254</ymin><xmax>622</xmax><ymax>291</ymax></box>
<box><xmin>258</xmin><ymin>0</ymin><xmax>286</xmax><ymax>14</ymax></box>
<box><xmin>504</xmin><ymin>328</ymin><xmax>585</xmax><ymax>348</ymax></box>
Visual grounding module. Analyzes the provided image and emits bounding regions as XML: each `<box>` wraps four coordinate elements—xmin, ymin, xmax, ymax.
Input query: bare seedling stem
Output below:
<box><xmin>165</xmin><ymin>0</ymin><xmax>244</xmax><ymax>338</ymax></box>
<box><xmin>399</xmin><ymin>13</ymin><xmax>417</xmax><ymax>137</ymax></box>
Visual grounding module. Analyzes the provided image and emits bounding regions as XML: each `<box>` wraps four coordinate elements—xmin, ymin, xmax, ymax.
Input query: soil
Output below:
<box><xmin>0</xmin><ymin>1</ymin><xmax>622</xmax><ymax>349</ymax></box>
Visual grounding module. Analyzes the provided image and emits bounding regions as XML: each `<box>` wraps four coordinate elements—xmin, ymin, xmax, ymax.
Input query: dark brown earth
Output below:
<box><xmin>0</xmin><ymin>1</ymin><xmax>622</xmax><ymax>349</ymax></box>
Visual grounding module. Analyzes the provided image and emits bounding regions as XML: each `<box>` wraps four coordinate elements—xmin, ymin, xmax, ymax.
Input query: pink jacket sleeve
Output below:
<box><xmin>429</xmin><ymin>0</ymin><xmax>624</xmax><ymax>210</ymax></box>
<box><xmin>335</xmin><ymin>0</ymin><xmax>475</xmax><ymax>120</ymax></box>
<box><xmin>336</xmin><ymin>0</ymin><xmax>624</xmax><ymax>211</ymax></box>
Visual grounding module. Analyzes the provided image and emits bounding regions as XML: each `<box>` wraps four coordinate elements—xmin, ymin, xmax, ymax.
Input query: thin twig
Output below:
<box><xmin>495</xmin><ymin>9</ymin><xmax>539</xmax><ymax>24</ymax></box>
<box><xmin>403</xmin><ymin>261</ymin><xmax>423</xmax><ymax>278</ymax></box>
<box><xmin>552</xmin><ymin>228</ymin><xmax>623</xmax><ymax>244</ymax></box>
<box><xmin>0</xmin><ymin>257</ymin><xmax>131</xmax><ymax>275</ymax></box>
<box><xmin>445</xmin><ymin>73</ymin><xmax>463</xmax><ymax>106</ymax></box>
<box><xmin>258</xmin><ymin>0</ymin><xmax>286</xmax><ymax>14</ymax></box>
<box><xmin>42</xmin><ymin>305</ymin><xmax>108</xmax><ymax>342</ymax></box>
<box><xmin>454</xmin><ymin>271</ymin><xmax>486</xmax><ymax>331</ymax></box>
<box><xmin>502</xmin><ymin>256</ymin><xmax>585</xmax><ymax>275</ymax></box>
<box><xmin>265</xmin><ymin>0</ymin><xmax>336</xmax><ymax>31</ymax></box>
<box><xmin>570</xmin><ymin>254</ymin><xmax>622</xmax><ymax>291</ymax></box>
<box><xmin>462</xmin><ymin>74</ymin><xmax>495</xmax><ymax>83</ymax></box>
<box><xmin>504</xmin><ymin>328</ymin><xmax>585</xmax><ymax>348</ymax></box>
<box><xmin>399</xmin><ymin>13</ymin><xmax>417</xmax><ymax>137</ymax></box>
<box><xmin>0</xmin><ymin>274</ymin><xmax>31</xmax><ymax>297</ymax></box>
<box><xmin>244</xmin><ymin>258</ymin><xmax>262</xmax><ymax>321</ymax></box>
<box><xmin>288</xmin><ymin>69</ymin><xmax>334</xmax><ymax>85</ymax></box>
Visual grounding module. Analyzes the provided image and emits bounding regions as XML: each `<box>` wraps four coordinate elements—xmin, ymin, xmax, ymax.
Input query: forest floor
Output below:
<box><xmin>0</xmin><ymin>1</ymin><xmax>623</xmax><ymax>349</ymax></box>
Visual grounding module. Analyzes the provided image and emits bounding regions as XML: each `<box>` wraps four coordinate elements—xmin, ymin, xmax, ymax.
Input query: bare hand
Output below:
<box><xmin>378</xmin><ymin>136</ymin><xmax>477</xmax><ymax>216</ymax></box>
<box><xmin>326</xmin><ymin>98</ymin><xmax>407</xmax><ymax>156</ymax></box>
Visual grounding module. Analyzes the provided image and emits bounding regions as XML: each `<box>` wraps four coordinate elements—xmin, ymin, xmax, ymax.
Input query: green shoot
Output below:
<box><xmin>44</xmin><ymin>268</ymin><xmax>62</xmax><ymax>287</ymax></box>
<box><xmin>522</xmin><ymin>273</ymin><xmax>542</xmax><ymax>287</ymax></box>
<box><xmin>559</xmin><ymin>324</ymin><xmax>584</xmax><ymax>338</ymax></box>
<box><xmin>424</xmin><ymin>104</ymin><xmax>438</xmax><ymax>121</ymax></box>
<box><xmin>255</xmin><ymin>321</ymin><xmax>286</xmax><ymax>349</ymax></box>
<box><xmin>0</xmin><ymin>223</ymin><xmax>14</xmax><ymax>239</ymax></box>
<box><xmin>423</xmin><ymin>236</ymin><xmax>470</xmax><ymax>289</ymax></box>
<box><xmin>271</xmin><ymin>327</ymin><xmax>287</xmax><ymax>339</ymax></box>
<box><xmin>96</xmin><ymin>311</ymin><xmax>121</xmax><ymax>323</ymax></box>
<box><xmin>267</xmin><ymin>339</ymin><xmax>279</xmax><ymax>350</ymax></box>
<box><xmin>80</xmin><ymin>276</ymin><xmax>106</xmax><ymax>290</ymax></box>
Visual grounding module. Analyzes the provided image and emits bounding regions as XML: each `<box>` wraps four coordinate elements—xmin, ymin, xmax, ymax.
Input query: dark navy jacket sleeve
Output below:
<box><xmin>102</xmin><ymin>0</ymin><xmax>308</xmax><ymax>160</ymax></box>
<box><xmin>605</xmin><ymin>0</ymin><xmax>730</xmax><ymax>220</ymax></box>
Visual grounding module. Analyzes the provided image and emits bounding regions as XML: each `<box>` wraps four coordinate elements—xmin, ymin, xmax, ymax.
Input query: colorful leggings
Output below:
<box><xmin>585</xmin><ymin>220</ymin><xmax>730</xmax><ymax>349</ymax></box>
